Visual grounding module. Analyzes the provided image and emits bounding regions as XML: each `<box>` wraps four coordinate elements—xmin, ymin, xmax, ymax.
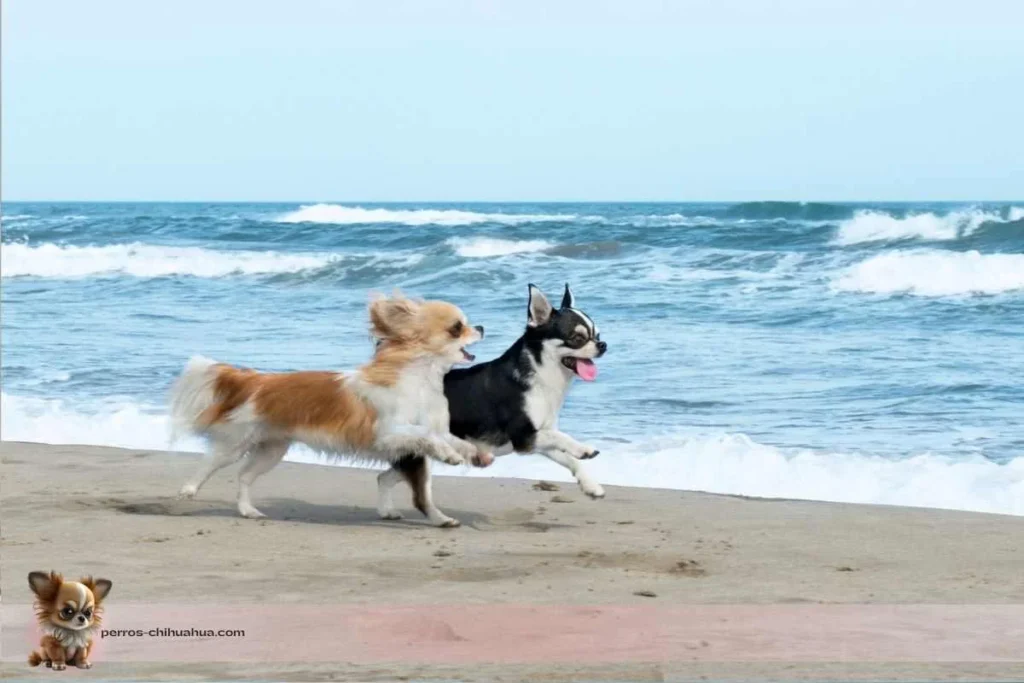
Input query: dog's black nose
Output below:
<box><xmin>596</xmin><ymin>341</ymin><xmax>607</xmax><ymax>356</ymax></box>
<box><xmin>474</xmin><ymin>325</ymin><xmax>484</xmax><ymax>338</ymax></box>
<box><xmin>76</xmin><ymin>615</ymin><xmax>86</xmax><ymax>623</ymax></box>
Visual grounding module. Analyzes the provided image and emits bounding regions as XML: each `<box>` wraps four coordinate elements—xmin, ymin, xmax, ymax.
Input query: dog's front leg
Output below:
<box><xmin>444</xmin><ymin>434</ymin><xmax>494</xmax><ymax>467</ymax></box>
<box><xmin>73</xmin><ymin>642</ymin><xmax>93</xmax><ymax>669</ymax></box>
<box><xmin>376</xmin><ymin>430</ymin><xmax>466</xmax><ymax>467</ymax></box>
<box><xmin>532</xmin><ymin>430</ymin><xmax>605</xmax><ymax>499</ymax></box>
<box><xmin>534</xmin><ymin>429</ymin><xmax>600</xmax><ymax>460</ymax></box>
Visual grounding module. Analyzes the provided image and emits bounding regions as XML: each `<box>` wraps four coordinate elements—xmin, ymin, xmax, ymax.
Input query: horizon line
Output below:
<box><xmin>3</xmin><ymin>198</ymin><xmax>1023</xmax><ymax>205</ymax></box>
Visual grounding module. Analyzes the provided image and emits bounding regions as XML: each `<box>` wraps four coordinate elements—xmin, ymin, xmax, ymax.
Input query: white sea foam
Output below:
<box><xmin>276</xmin><ymin>203</ymin><xmax>576</xmax><ymax>226</ymax></box>
<box><xmin>1</xmin><ymin>242</ymin><xmax>341</xmax><ymax>279</ymax></box>
<box><xmin>4</xmin><ymin>393</ymin><xmax>1023</xmax><ymax>516</ymax></box>
<box><xmin>834</xmin><ymin>208</ymin><xmax>1019</xmax><ymax>245</ymax></box>
<box><xmin>0</xmin><ymin>393</ymin><xmax>300</xmax><ymax>461</ymax></box>
<box><xmin>447</xmin><ymin>237</ymin><xmax>554</xmax><ymax>258</ymax></box>
<box><xmin>461</xmin><ymin>433</ymin><xmax>1024</xmax><ymax>516</ymax></box>
<box><xmin>832</xmin><ymin>250</ymin><xmax>1024</xmax><ymax>297</ymax></box>
<box><xmin>18</xmin><ymin>369</ymin><xmax>72</xmax><ymax>388</ymax></box>
<box><xmin>1</xmin><ymin>393</ymin><xmax>196</xmax><ymax>452</ymax></box>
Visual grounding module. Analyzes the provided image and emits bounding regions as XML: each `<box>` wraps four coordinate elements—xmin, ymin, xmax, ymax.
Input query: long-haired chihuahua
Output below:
<box><xmin>28</xmin><ymin>571</ymin><xmax>112</xmax><ymax>670</ymax></box>
<box><xmin>170</xmin><ymin>293</ymin><xmax>492</xmax><ymax>526</ymax></box>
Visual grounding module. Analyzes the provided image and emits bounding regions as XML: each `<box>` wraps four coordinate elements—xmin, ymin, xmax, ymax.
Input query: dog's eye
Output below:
<box><xmin>60</xmin><ymin>608</ymin><xmax>74</xmax><ymax>619</ymax></box>
<box><xmin>82</xmin><ymin>609</ymin><xmax>93</xmax><ymax>618</ymax></box>
<box><xmin>570</xmin><ymin>333</ymin><xmax>586</xmax><ymax>345</ymax></box>
<box><xmin>449</xmin><ymin>321</ymin><xmax>464</xmax><ymax>337</ymax></box>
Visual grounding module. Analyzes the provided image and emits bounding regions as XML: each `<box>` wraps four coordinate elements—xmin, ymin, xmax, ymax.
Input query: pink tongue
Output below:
<box><xmin>575</xmin><ymin>359</ymin><xmax>598</xmax><ymax>381</ymax></box>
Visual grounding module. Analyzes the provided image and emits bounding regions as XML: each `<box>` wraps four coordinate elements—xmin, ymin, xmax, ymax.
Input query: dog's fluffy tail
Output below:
<box><xmin>168</xmin><ymin>355</ymin><xmax>221</xmax><ymax>446</ymax></box>
<box><xmin>28</xmin><ymin>651</ymin><xmax>43</xmax><ymax>666</ymax></box>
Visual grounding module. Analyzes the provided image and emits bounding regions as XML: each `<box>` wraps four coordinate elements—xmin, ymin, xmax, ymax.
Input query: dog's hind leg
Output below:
<box><xmin>392</xmin><ymin>455</ymin><xmax>460</xmax><ymax>528</ymax></box>
<box><xmin>376</xmin><ymin>466</ymin><xmax>405</xmax><ymax>520</ymax></box>
<box><xmin>236</xmin><ymin>439</ymin><xmax>289</xmax><ymax>519</ymax></box>
<box><xmin>178</xmin><ymin>438</ymin><xmax>248</xmax><ymax>500</ymax></box>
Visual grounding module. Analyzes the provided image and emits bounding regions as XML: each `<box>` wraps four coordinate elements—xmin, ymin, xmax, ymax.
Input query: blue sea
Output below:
<box><xmin>3</xmin><ymin>201</ymin><xmax>1024</xmax><ymax>514</ymax></box>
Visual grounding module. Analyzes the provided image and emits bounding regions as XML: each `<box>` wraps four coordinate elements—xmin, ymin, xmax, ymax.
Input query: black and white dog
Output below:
<box><xmin>376</xmin><ymin>283</ymin><xmax>608</xmax><ymax>526</ymax></box>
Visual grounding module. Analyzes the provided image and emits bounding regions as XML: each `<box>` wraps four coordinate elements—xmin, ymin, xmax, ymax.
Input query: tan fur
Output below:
<box><xmin>364</xmin><ymin>297</ymin><xmax>481</xmax><ymax>387</ymax></box>
<box><xmin>27</xmin><ymin>571</ymin><xmax>111</xmax><ymax>670</ymax></box>
<box><xmin>33</xmin><ymin>635</ymin><xmax>68</xmax><ymax>669</ymax></box>
<box><xmin>172</xmin><ymin>292</ymin><xmax>488</xmax><ymax>523</ymax></box>
<box><xmin>199</xmin><ymin>295</ymin><xmax>478</xmax><ymax>430</ymax></box>
<box><xmin>360</xmin><ymin>345</ymin><xmax>426</xmax><ymax>387</ymax></box>
<box><xmin>203</xmin><ymin>368</ymin><xmax>378</xmax><ymax>449</ymax></box>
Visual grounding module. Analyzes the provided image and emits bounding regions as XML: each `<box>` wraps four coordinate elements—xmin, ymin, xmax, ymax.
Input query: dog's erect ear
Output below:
<box><xmin>527</xmin><ymin>284</ymin><xmax>553</xmax><ymax>327</ymax></box>
<box><xmin>28</xmin><ymin>571</ymin><xmax>62</xmax><ymax>601</ymax></box>
<box><xmin>81</xmin><ymin>577</ymin><xmax>113</xmax><ymax>602</ymax></box>
<box><xmin>368</xmin><ymin>293</ymin><xmax>421</xmax><ymax>341</ymax></box>
<box><xmin>560</xmin><ymin>283</ymin><xmax>575</xmax><ymax>310</ymax></box>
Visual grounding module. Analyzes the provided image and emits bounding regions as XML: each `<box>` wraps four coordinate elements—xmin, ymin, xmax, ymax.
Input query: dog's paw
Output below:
<box><xmin>581</xmin><ymin>481</ymin><xmax>606</xmax><ymax>499</ymax></box>
<box><xmin>580</xmin><ymin>447</ymin><xmax>600</xmax><ymax>460</ymax></box>
<box><xmin>438</xmin><ymin>517</ymin><xmax>462</xmax><ymax>528</ymax></box>
<box><xmin>76</xmin><ymin>661</ymin><xmax>92</xmax><ymax>669</ymax></box>
<box><xmin>177</xmin><ymin>484</ymin><xmax>198</xmax><ymax>499</ymax></box>
<box><xmin>452</xmin><ymin>439</ymin><xmax>478</xmax><ymax>459</ymax></box>
<box><xmin>52</xmin><ymin>662</ymin><xmax>66</xmax><ymax>671</ymax></box>
<box><xmin>378</xmin><ymin>510</ymin><xmax>403</xmax><ymax>521</ymax></box>
<box><xmin>471</xmin><ymin>449</ymin><xmax>494</xmax><ymax>468</ymax></box>
<box><xmin>238</xmin><ymin>503</ymin><xmax>267</xmax><ymax>519</ymax></box>
<box><xmin>438</xmin><ymin>447</ymin><xmax>467</xmax><ymax>467</ymax></box>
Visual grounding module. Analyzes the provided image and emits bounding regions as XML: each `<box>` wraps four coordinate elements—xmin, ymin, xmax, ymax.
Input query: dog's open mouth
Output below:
<box><xmin>461</xmin><ymin>348</ymin><xmax>475</xmax><ymax>362</ymax></box>
<box><xmin>562</xmin><ymin>357</ymin><xmax>598</xmax><ymax>381</ymax></box>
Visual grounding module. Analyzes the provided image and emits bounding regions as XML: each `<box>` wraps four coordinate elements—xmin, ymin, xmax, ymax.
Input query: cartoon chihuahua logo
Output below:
<box><xmin>27</xmin><ymin>571</ymin><xmax>112</xmax><ymax>670</ymax></box>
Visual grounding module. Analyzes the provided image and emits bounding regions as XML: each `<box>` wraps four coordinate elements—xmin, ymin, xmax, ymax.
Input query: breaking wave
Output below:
<box><xmin>1</xmin><ymin>242</ymin><xmax>342</xmax><ymax>279</ymax></box>
<box><xmin>835</xmin><ymin>208</ymin><xmax>1024</xmax><ymax>245</ymax></box>
<box><xmin>446</xmin><ymin>237</ymin><xmax>554</xmax><ymax>258</ymax></box>
<box><xmin>276</xmin><ymin>204</ymin><xmax>578</xmax><ymax>226</ymax></box>
<box><xmin>832</xmin><ymin>250</ymin><xmax>1024</xmax><ymax>297</ymax></box>
<box><xmin>4</xmin><ymin>393</ymin><xmax>1023</xmax><ymax>516</ymax></box>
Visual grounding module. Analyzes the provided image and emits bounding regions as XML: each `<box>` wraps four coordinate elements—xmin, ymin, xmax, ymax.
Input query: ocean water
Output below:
<box><xmin>3</xmin><ymin>201</ymin><xmax>1024</xmax><ymax>515</ymax></box>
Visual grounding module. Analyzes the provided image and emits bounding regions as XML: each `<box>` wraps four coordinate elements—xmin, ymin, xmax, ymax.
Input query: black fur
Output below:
<box><xmin>393</xmin><ymin>455</ymin><xmax>428</xmax><ymax>515</ymax></box>
<box><xmin>391</xmin><ymin>284</ymin><xmax>606</xmax><ymax>519</ymax></box>
<box><xmin>445</xmin><ymin>335</ymin><xmax>542</xmax><ymax>452</ymax></box>
<box><xmin>444</xmin><ymin>283</ymin><xmax>605</xmax><ymax>453</ymax></box>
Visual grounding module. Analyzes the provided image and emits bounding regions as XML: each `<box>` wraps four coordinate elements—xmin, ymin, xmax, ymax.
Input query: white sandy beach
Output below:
<box><xmin>2</xmin><ymin>441</ymin><xmax>1023</xmax><ymax>681</ymax></box>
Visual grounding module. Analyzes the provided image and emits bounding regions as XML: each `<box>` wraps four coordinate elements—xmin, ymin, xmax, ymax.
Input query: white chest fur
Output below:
<box><xmin>523</xmin><ymin>344</ymin><xmax>573</xmax><ymax>430</ymax></box>
<box><xmin>355</xmin><ymin>358</ymin><xmax>452</xmax><ymax>433</ymax></box>
<box><xmin>43</xmin><ymin>624</ymin><xmax>94</xmax><ymax>650</ymax></box>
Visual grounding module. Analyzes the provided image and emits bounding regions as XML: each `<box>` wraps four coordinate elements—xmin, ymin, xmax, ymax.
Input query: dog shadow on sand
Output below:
<box><xmin>103</xmin><ymin>497</ymin><xmax>491</xmax><ymax>529</ymax></box>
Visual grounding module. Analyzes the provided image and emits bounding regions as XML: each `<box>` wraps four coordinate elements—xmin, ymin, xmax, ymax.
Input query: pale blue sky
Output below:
<box><xmin>3</xmin><ymin>0</ymin><xmax>1022</xmax><ymax>201</ymax></box>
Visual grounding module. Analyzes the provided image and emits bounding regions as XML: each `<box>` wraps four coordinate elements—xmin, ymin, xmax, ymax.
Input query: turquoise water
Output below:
<box><xmin>3</xmin><ymin>201</ymin><xmax>1023</xmax><ymax>513</ymax></box>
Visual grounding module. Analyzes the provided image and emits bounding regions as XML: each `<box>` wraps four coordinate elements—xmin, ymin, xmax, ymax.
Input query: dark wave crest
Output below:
<box><xmin>724</xmin><ymin>201</ymin><xmax>854</xmax><ymax>221</ymax></box>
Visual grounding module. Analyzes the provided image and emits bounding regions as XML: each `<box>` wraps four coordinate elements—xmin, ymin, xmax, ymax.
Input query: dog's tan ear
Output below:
<box><xmin>28</xmin><ymin>571</ymin><xmax>62</xmax><ymax>600</ymax></box>
<box><xmin>81</xmin><ymin>577</ymin><xmax>113</xmax><ymax>602</ymax></box>
<box><xmin>369</xmin><ymin>294</ymin><xmax>421</xmax><ymax>341</ymax></box>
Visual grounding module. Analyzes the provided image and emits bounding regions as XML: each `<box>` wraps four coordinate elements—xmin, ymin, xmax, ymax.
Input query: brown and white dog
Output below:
<box><xmin>170</xmin><ymin>293</ymin><xmax>492</xmax><ymax>526</ymax></box>
<box><xmin>27</xmin><ymin>571</ymin><xmax>112</xmax><ymax>670</ymax></box>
